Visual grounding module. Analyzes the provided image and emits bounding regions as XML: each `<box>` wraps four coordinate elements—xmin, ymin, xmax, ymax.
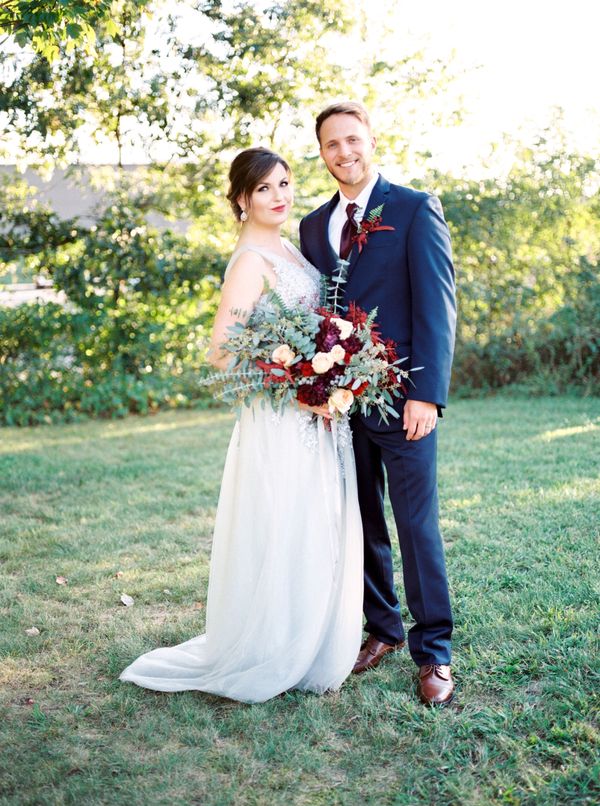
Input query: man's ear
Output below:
<box><xmin>371</xmin><ymin>136</ymin><xmax>377</xmax><ymax>151</ymax></box>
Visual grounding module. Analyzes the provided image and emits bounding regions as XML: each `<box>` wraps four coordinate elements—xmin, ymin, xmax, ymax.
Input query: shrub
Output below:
<box><xmin>0</xmin><ymin>181</ymin><xmax>229</xmax><ymax>425</ymax></box>
<box><xmin>451</xmin><ymin>258</ymin><xmax>600</xmax><ymax>395</ymax></box>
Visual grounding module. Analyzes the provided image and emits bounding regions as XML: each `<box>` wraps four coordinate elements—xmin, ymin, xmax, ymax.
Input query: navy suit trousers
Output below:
<box><xmin>351</xmin><ymin>415</ymin><xmax>453</xmax><ymax>666</ymax></box>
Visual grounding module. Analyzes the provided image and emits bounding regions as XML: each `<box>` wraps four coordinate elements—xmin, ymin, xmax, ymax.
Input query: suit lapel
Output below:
<box><xmin>346</xmin><ymin>175</ymin><xmax>391</xmax><ymax>279</ymax></box>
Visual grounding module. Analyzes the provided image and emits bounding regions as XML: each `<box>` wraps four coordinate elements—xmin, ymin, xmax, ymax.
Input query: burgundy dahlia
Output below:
<box><xmin>297</xmin><ymin>380</ymin><xmax>328</xmax><ymax>406</ymax></box>
<box><xmin>315</xmin><ymin>319</ymin><xmax>341</xmax><ymax>352</ymax></box>
<box><xmin>341</xmin><ymin>334</ymin><xmax>363</xmax><ymax>355</ymax></box>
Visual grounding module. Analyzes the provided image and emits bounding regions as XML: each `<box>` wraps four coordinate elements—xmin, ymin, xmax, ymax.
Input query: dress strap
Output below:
<box><xmin>281</xmin><ymin>239</ymin><xmax>304</xmax><ymax>263</ymax></box>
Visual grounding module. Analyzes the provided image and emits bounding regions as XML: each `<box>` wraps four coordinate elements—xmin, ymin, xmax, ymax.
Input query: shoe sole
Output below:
<box><xmin>418</xmin><ymin>689</ymin><xmax>455</xmax><ymax>707</ymax></box>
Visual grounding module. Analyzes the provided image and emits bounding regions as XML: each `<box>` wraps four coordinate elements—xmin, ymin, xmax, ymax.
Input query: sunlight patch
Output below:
<box><xmin>445</xmin><ymin>494</ymin><xmax>482</xmax><ymax>511</ymax></box>
<box><xmin>517</xmin><ymin>476</ymin><xmax>600</xmax><ymax>504</ymax></box>
<box><xmin>537</xmin><ymin>422</ymin><xmax>599</xmax><ymax>442</ymax></box>
<box><xmin>0</xmin><ymin>658</ymin><xmax>53</xmax><ymax>688</ymax></box>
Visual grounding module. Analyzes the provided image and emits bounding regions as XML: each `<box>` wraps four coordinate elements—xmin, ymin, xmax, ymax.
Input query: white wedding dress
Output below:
<box><xmin>119</xmin><ymin>240</ymin><xmax>364</xmax><ymax>703</ymax></box>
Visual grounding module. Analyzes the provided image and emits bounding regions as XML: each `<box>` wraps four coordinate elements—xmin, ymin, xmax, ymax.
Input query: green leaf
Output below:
<box><xmin>104</xmin><ymin>17</ymin><xmax>118</xmax><ymax>37</ymax></box>
<box><xmin>66</xmin><ymin>22</ymin><xmax>82</xmax><ymax>38</ymax></box>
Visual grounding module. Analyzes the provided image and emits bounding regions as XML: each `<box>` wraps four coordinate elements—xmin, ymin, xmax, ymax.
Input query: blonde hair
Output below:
<box><xmin>315</xmin><ymin>102</ymin><xmax>372</xmax><ymax>143</ymax></box>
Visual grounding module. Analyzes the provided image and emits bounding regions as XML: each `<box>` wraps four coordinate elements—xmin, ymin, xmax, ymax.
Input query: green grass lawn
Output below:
<box><xmin>1</xmin><ymin>397</ymin><xmax>599</xmax><ymax>805</ymax></box>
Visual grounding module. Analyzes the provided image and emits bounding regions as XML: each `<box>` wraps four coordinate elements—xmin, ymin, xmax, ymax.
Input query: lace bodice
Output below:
<box><xmin>224</xmin><ymin>239</ymin><xmax>321</xmax><ymax>310</ymax></box>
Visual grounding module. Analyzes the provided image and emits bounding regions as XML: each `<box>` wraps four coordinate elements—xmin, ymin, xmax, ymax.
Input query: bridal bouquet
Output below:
<box><xmin>202</xmin><ymin>260</ymin><xmax>413</xmax><ymax>423</ymax></box>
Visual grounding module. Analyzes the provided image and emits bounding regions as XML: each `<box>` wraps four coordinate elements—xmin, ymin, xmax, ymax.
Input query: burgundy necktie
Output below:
<box><xmin>339</xmin><ymin>202</ymin><xmax>358</xmax><ymax>260</ymax></box>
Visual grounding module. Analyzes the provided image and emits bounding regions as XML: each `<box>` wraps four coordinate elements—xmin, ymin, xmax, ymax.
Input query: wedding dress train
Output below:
<box><xmin>119</xmin><ymin>241</ymin><xmax>363</xmax><ymax>703</ymax></box>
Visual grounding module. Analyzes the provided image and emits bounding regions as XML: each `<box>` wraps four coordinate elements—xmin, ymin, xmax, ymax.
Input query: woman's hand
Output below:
<box><xmin>297</xmin><ymin>401</ymin><xmax>332</xmax><ymax>419</ymax></box>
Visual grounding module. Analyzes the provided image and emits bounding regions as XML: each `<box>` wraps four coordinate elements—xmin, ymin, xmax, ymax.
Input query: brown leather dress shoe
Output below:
<box><xmin>418</xmin><ymin>664</ymin><xmax>455</xmax><ymax>705</ymax></box>
<box><xmin>352</xmin><ymin>634</ymin><xmax>405</xmax><ymax>674</ymax></box>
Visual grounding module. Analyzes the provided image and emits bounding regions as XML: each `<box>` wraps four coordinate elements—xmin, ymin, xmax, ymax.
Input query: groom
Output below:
<box><xmin>299</xmin><ymin>102</ymin><xmax>457</xmax><ymax>705</ymax></box>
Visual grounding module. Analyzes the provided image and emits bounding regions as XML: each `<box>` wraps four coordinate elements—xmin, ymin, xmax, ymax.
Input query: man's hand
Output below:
<box><xmin>403</xmin><ymin>400</ymin><xmax>437</xmax><ymax>441</ymax></box>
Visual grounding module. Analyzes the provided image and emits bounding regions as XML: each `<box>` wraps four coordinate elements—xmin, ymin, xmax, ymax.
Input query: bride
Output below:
<box><xmin>119</xmin><ymin>148</ymin><xmax>363</xmax><ymax>703</ymax></box>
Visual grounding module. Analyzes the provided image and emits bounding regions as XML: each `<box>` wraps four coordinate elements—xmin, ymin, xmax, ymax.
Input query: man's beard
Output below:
<box><xmin>328</xmin><ymin>160</ymin><xmax>370</xmax><ymax>188</ymax></box>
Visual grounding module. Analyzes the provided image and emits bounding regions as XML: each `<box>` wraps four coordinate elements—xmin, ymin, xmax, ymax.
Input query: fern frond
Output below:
<box><xmin>367</xmin><ymin>203</ymin><xmax>385</xmax><ymax>221</ymax></box>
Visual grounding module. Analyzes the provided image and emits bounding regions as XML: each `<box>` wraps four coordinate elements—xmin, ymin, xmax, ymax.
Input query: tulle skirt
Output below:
<box><xmin>119</xmin><ymin>403</ymin><xmax>363</xmax><ymax>703</ymax></box>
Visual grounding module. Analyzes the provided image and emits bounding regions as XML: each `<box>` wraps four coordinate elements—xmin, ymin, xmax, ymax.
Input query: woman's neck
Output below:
<box><xmin>236</xmin><ymin>222</ymin><xmax>284</xmax><ymax>252</ymax></box>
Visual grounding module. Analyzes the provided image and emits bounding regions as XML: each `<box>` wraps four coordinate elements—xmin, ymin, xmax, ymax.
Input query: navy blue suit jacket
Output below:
<box><xmin>299</xmin><ymin>175</ymin><xmax>456</xmax><ymax>424</ymax></box>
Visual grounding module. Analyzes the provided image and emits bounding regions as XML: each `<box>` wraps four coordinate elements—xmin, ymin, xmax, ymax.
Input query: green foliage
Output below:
<box><xmin>0</xmin><ymin>0</ymin><xmax>106</xmax><ymax>61</ymax></box>
<box><xmin>0</xmin><ymin>289</ymin><xmax>219</xmax><ymax>427</ymax></box>
<box><xmin>0</xmin><ymin>174</ymin><xmax>82</xmax><ymax>264</ymax></box>
<box><xmin>450</xmin><ymin>258</ymin><xmax>600</xmax><ymax>395</ymax></box>
<box><xmin>184</xmin><ymin>0</ymin><xmax>352</xmax><ymax>148</ymax></box>
<box><xmin>0</xmin><ymin>0</ymin><xmax>148</xmax><ymax>61</ymax></box>
<box><xmin>1</xmin><ymin>2</ymin><xmax>170</xmax><ymax>164</ymax></box>
<box><xmin>0</xmin><ymin>179</ymin><xmax>224</xmax><ymax>425</ymax></box>
<box><xmin>52</xmin><ymin>187</ymin><xmax>210</xmax><ymax>308</ymax></box>
<box><xmin>434</xmin><ymin>135</ymin><xmax>600</xmax><ymax>394</ymax></box>
<box><xmin>1</xmin><ymin>1</ymin><xmax>351</xmax><ymax>167</ymax></box>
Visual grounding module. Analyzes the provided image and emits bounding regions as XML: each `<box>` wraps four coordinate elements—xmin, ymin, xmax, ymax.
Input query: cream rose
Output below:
<box><xmin>271</xmin><ymin>344</ymin><xmax>296</xmax><ymax>367</ymax></box>
<box><xmin>331</xmin><ymin>316</ymin><xmax>354</xmax><ymax>340</ymax></box>
<box><xmin>311</xmin><ymin>351</ymin><xmax>335</xmax><ymax>374</ymax></box>
<box><xmin>328</xmin><ymin>388</ymin><xmax>354</xmax><ymax>414</ymax></box>
<box><xmin>329</xmin><ymin>344</ymin><xmax>346</xmax><ymax>364</ymax></box>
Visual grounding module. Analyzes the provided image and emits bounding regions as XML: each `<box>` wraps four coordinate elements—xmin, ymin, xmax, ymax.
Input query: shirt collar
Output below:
<box><xmin>338</xmin><ymin>171</ymin><xmax>380</xmax><ymax>218</ymax></box>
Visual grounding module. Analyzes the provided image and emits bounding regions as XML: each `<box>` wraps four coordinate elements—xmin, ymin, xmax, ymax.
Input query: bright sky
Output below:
<box><xmin>397</xmin><ymin>0</ymin><xmax>600</xmax><ymax>172</ymax></box>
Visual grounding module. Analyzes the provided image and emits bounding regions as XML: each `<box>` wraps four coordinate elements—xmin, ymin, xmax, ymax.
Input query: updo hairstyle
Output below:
<box><xmin>226</xmin><ymin>147</ymin><xmax>291</xmax><ymax>221</ymax></box>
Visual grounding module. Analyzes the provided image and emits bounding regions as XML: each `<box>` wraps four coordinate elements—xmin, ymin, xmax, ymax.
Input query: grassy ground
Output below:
<box><xmin>1</xmin><ymin>397</ymin><xmax>599</xmax><ymax>806</ymax></box>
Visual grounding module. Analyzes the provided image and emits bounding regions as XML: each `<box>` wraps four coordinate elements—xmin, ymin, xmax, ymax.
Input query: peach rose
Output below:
<box><xmin>271</xmin><ymin>344</ymin><xmax>296</xmax><ymax>367</ymax></box>
<box><xmin>329</xmin><ymin>344</ymin><xmax>346</xmax><ymax>364</ymax></box>
<box><xmin>311</xmin><ymin>351</ymin><xmax>335</xmax><ymax>374</ymax></box>
<box><xmin>331</xmin><ymin>316</ymin><xmax>353</xmax><ymax>340</ymax></box>
<box><xmin>328</xmin><ymin>388</ymin><xmax>354</xmax><ymax>414</ymax></box>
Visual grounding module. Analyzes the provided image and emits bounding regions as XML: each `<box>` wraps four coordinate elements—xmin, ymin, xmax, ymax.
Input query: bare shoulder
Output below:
<box><xmin>225</xmin><ymin>249</ymin><xmax>276</xmax><ymax>287</ymax></box>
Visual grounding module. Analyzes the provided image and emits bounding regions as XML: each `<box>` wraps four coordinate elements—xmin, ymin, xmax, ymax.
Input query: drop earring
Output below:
<box><xmin>240</xmin><ymin>210</ymin><xmax>248</xmax><ymax>222</ymax></box>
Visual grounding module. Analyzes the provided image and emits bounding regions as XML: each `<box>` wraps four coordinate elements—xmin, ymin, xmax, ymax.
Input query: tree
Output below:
<box><xmin>0</xmin><ymin>174</ymin><xmax>81</xmax><ymax>262</ymax></box>
<box><xmin>0</xmin><ymin>1</ymin><xmax>173</xmax><ymax>165</ymax></box>
<box><xmin>0</xmin><ymin>0</ymin><xmax>148</xmax><ymax>62</ymax></box>
<box><xmin>433</xmin><ymin>127</ymin><xmax>600</xmax><ymax>391</ymax></box>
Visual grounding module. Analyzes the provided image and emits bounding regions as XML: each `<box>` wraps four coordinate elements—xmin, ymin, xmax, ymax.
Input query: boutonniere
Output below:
<box><xmin>352</xmin><ymin>203</ymin><xmax>395</xmax><ymax>253</ymax></box>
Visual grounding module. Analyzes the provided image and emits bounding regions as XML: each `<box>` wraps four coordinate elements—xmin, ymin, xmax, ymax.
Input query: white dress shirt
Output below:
<box><xmin>328</xmin><ymin>172</ymin><xmax>380</xmax><ymax>256</ymax></box>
